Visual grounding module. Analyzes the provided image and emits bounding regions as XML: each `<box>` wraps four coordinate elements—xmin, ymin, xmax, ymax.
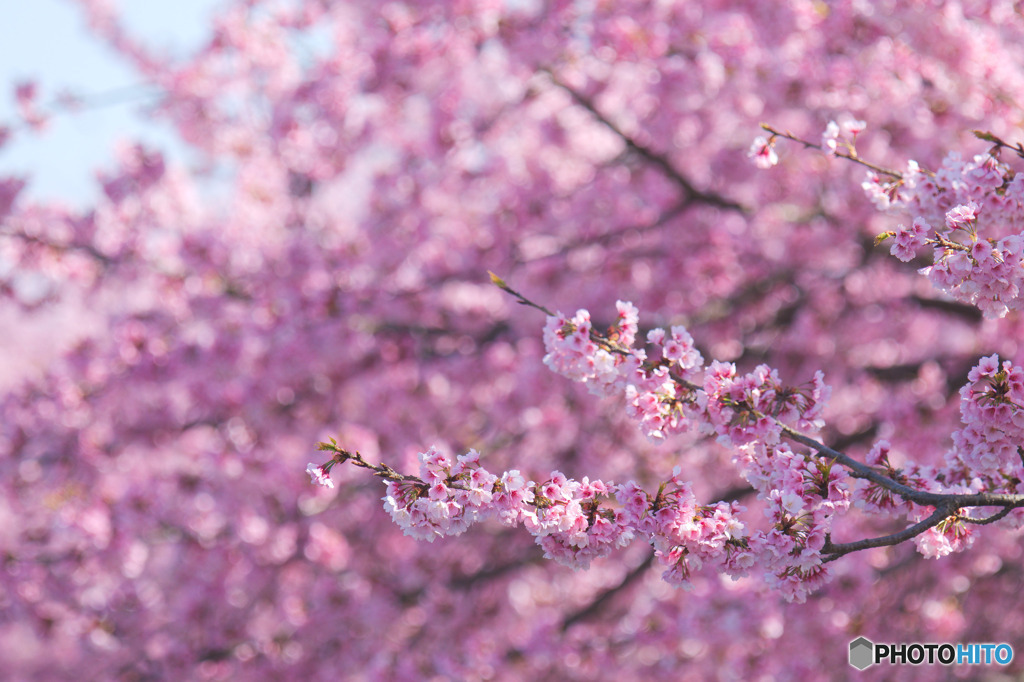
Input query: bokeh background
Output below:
<box><xmin>3</xmin><ymin>1</ymin><xmax>1024</xmax><ymax>680</ymax></box>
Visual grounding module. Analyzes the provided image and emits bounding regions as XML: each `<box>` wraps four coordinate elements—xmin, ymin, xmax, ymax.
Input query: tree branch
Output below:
<box><xmin>821</xmin><ymin>506</ymin><xmax>952</xmax><ymax>562</ymax></box>
<box><xmin>490</xmin><ymin>278</ymin><xmax>1024</xmax><ymax>515</ymax></box>
<box><xmin>760</xmin><ymin>123</ymin><xmax>904</xmax><ymax>179</ymax></box>
<box><xmin>542</xmin><ymin>69</ymin><xmax>747</xmax><ymax>214</ymax></box>
<box><xmin>778</xmin><ymin>424</ymin><xmax>1024</xmax><ymax>509</ymax></box>
<box><xmin>560</xmin><ymin>550</ymin><xmax>655</xmax><ymax>632</ymax></box>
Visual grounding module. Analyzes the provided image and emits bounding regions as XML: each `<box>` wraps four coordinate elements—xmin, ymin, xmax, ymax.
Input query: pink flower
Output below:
<box><xmin>915</xmin><ymin>517</ymin><xmax>974</xmax><ymax>559</ymax></box>
<box><xmin>542</xmin><ymin>480</ymin><xmax>563</xmax><ymax>500</ymax></box>
<box><xmin>748</xmin><ymin>136</ymin><xmax>778</xmax><ymax>168</ymax></box>
<box><xmin>662</xmin><ymin>325</ymin><xmax>703</xmax><ymax>371</ymax></box>
<box><xmin>890</xmin><ymin>217</ymin><xmax>930</xmax><ymax>262</ymax></box>
<box><xmin>306</xmin><ymin>462</ymin><xmax>335</xmax><ymax>489</ymax></box>
<box><xmin>14</xmin><ymin>81</ymin><xmax>49</xmax><ymax>130</ymax></box>
<box><xmin>945</xmin><ymin>202</ymin><xmax>979</xmax><ymax>231</ymax></box>
<box><xmin>428</xmin><ymin>481</ymin><xmax>449</xmax><ymax>500</ymax></box>
<box><xmin>615</xmin><ymin>300</ymin><xmax>640</xmax><ymax>345</ymax></box>
<box><xmin>501</xmin><ymin>470</ymin><xmax>528</xmax><ymax>492</ymax></box>
<box><xmin>970</xmin><ymin>240</ymin><xmax>993</xmax><ymax>263</ymax></box>
<box><xmin>780</xmin><ymin>491</ymin><xmax>805</xmax><ymax>515</ymax></box>
<box><xmin>841</xmin><ymin>118</ymin><xmax>866</xmax><ymax>137</ymax></box>
<box><xmin>821</xmin><ymin>120</ymin><xmax>840</xmax><ymax>155</ymax></box>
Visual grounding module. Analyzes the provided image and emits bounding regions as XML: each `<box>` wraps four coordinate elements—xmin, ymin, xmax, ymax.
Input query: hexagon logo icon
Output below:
<box><xmin>849</xmin><ymin>636</ymin><xmax>874</xmax><ymax>670</ymax></box>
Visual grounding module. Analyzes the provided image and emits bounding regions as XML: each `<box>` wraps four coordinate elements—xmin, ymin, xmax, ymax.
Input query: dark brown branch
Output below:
<box><xmin>317</xmin><ymin>442</ymin><xmax>429</xmax><ymax>486</ymax></box>
<box><xmin>542</xmin><ymin>70</ymin><xmax>747</xmax><ymax>214</ymax></box>
<box><xmin>821</xmin><ymin>506</ymin><xmax>952</xmax><ymax>562</ymax></box>
<box><xmin>963</xmin><ymin>506</ymin><xmax>1017</xmax><ymax>525</ymax></box>
<box><xmin>778</xmin><ymin>424</ymin><xmax>1024</xmax><ymax>509</ymax></box>
<box><xmin>561</xmin><ymin>551</ymin><xmax>655</xmax><ymax>632</ymax></box>
<box><xmin>519</xmin><ymin>199</ymin><xmax>691</xmax><ymax>265</ymax></box>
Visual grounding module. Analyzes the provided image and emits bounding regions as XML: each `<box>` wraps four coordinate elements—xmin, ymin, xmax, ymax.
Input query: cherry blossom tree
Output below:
<box><xmin>3</xmin><ymin>0</ymin><xmax>1024</xmax><ymax>679</ymax></box>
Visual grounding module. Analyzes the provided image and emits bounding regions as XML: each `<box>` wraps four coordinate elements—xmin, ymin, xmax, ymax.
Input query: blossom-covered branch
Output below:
<box><xmin>313</xmin><ymin>278</ymin><xmax>1024</xmax><ymax>602</ymax></box>
<box><xmin>755</xmin><ymin>120</ymin><xmax>1024</xmax><ymax>319</ymax></box>
<box><xmin>11</xmin><ymin>1</ymin><xmax>1024</xmax><ymax>677</ymax></box>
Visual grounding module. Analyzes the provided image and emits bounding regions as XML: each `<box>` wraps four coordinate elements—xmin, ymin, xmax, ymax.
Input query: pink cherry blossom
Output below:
<box><xmin>7</xmin><ymin>1</ymin><xmax>1024</xmax><ymax>679</ymax></box>
<box><xmin>821</xmin><ymin>120</ymin><xmax>841</xmax><ymax>155</ymax></box>
<box><xmin>748</xmin><ymin>135</ymin><xmax>778</xmax><ymax>169</ymax></box>
<box><xmin>946</xmin><ymin>202</ymin><xmax>980</xmax><ymax>231</ymax></box>
<box><xmin>890</xmin><ymin>217</ymin><xmax>931</xmax><ymax>262</ymax></box>
<box><xmin>305</xmin><ymin>462</ymin><xmax>334</xmax><ymax>489</ymax></box>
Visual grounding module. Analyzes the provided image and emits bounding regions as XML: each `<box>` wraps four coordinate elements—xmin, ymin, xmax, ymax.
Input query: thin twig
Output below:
<box><xmin>962</xmin><ymin>506</ymin><xmax>1017</xmax><ymax>525</ymax></box>
<box><xmin>760</xmin><ymin>123</ymin><xmax>903</xmax><ymax>179</ymax></box>
<box><xmin>973</xmin><ymin>130</ymin><xmax>1024</xmax><ymax>159</ymax></box>
<box><xmin>821</xmin><ymin>506</ymin><xmax>952</xmax><ymax>562</ymax></box>
<box><xmin>488</xmin><ymin>272</ymin><xmax>554</xmax><ymax>316</ymax></box>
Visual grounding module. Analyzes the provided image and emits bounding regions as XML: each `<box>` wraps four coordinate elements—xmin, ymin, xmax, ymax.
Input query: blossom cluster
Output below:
<box><xmin>757</xmin><ymin>122</ymin><xmax>1024</xmax><ymax>318</ymax></box>
<box><xmin>821</xmin><ymin>117</ymin><xmax>865</xmax><ymax>156</ymax></box>
<box><xmin>313</xmin><ymin>298</ymin><xmax>1024</xmax><ymax>601</ymax></box>
<box><xmin>541</xmin><ymin>305</ymin><xmax>847</xmax><ymax>601</ymax></box>
<box><xmin>776</xmin><ymin>122</ymin><xmax>1024</xmax><ymax>319</ymax></box>
<box><xmin>914</xmin><ymin>513</ymin><xmax>976</xmax><ymax>560</ymax></box>
<box><xmin>724</xmin><ymin>439</ymin><xmax>849</xmax><ymax>601</ymax></box>
<box><xmin>12</xmin><ymin>0</ymin><xmax>1024</xmax><ymax>676</ymax></box>
<box><xmin>947</xmin><ymin>354</ymin><xmax>1024</xmax><ymax>484</ymax></box>
<box><xmin>617</xmin><ymin>470</ymin><xmax>754</xmax><ymax>588</ymax></box>
<box><xmin>372</xmin><ymin>451</ymin><xmax>759</xmax><ymax>586</ymax></box>
<box><xmin>918</xmin><ymin>204</ymin><xmax>1024</xmax><ymax>320</ymax></box>
<box><xmin>541</xmin><ymin>302</ymin><xmax>829</xmax><ymax>448</ymax></box>
<box><xmin>702</xmin><ymin>363</ymin><xmax>830</xmax><ymax>449</ymax></box>
<box><xmin>318</xmin><ymin>443</ymin><xmax>755</xmax><ymax>583</ymax></box>
<box><xmin>311</xmin><ymin>302</ymin><xmax>857</xmax><ymax>599</ymax></box>
<box><xmin>846</xmin><ymin>351</ymin><xmax>1024</xmax><ymax>560</ymax></box>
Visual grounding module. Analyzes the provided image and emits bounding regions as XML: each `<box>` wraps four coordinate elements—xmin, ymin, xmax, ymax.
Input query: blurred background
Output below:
<box><xmin>2</xmin><ymin>2</ymin><xmax>1023</xmax><ymax>680</ymax></box>
<box><xmin>1</xmin><ymin>0</ymin><xmax>217</xmax><ymax>205</ymax></box>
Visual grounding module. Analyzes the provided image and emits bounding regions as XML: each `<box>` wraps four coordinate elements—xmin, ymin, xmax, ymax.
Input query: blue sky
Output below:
<box><xmin>1</xmin><ymin>0</ymin><xmax>222</xmax><ymax>205</ymax></box>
